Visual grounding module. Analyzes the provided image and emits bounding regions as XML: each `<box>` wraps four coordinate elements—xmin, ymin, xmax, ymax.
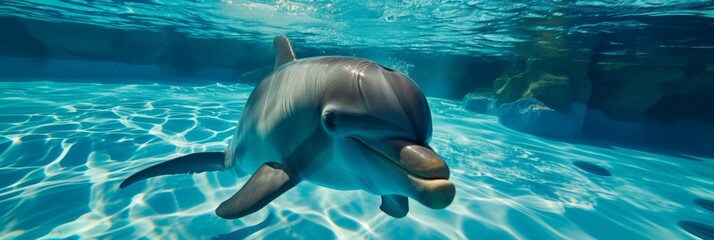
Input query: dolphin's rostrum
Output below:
<box><xmin>120</xmin><ymin>35</ymin><xmax>456</xmax><ymax>219</ymax></box>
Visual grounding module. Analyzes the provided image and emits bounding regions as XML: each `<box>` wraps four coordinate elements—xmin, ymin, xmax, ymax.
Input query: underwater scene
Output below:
<box><xmin>1</xmin><ymin>1</ymin><xmax>714</xmax><ymax>239</ymax></box>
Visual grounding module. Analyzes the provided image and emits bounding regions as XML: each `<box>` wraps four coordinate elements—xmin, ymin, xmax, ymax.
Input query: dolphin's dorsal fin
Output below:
<box><xmin>274</xmin><ymin>35</ymin><xmax>296</xmax><ymax>69</ymax></box>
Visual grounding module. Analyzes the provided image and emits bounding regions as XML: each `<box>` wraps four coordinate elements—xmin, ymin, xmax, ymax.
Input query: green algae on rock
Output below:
<box><xmin>494</xmin><ymin>58</ymin><xmax>591</xmax><ymax>113</ymax></box>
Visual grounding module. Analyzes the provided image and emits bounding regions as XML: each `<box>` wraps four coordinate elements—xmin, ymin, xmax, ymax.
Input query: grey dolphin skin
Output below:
<box><xmin>120</xmin><ymin>35</ymin><xmax>456</xmax><ymax>219</ymax></box>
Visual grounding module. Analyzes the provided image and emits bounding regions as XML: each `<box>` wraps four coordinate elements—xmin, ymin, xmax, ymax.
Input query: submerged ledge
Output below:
<box><xmin>0</xmin><ymin>16</ymin><xmax>506</xmax><ymax>99</ymax></box>
<box><xmin>0</xmin><ymin>57</ymin><xmax>242</xmax><ymax>83</ymax></box>
<box><xmin>463</xmin><ymin>94</ymin><xmax>714</xmax><ymax>158</ymax></box>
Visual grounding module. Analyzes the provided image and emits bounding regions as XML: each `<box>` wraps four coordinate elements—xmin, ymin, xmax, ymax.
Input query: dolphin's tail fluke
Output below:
<box><xmin>119</xmin><ymin>152</ymin><xmax>225</xmax><ymax>189</ymax></box>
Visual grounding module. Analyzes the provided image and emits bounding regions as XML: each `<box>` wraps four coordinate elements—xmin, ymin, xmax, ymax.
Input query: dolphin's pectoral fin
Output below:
<box><xmin>119</xmin><ymin>152</ymin><xmax>225</xmax><ymax>189</ymax></box>
<box><xmin>215</xmin><ymin>162</ymin><xmax>301</xmax><ymax>219</ymax></box>
<box><xmin>380</xmin><ymin>194</ymin><xmax>409</xmax><ymax>218</ymax></box>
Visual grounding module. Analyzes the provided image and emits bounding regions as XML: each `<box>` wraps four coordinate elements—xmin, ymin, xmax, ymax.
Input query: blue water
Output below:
<box><xmin>1</xmin><ymin>80</ymin><xmax>712</xmax><ymax>239</ymax></box>
<box><xmin>2</xmin><ymin>0</ymin><xmax>714</xmax><ymax>239</ymax></box>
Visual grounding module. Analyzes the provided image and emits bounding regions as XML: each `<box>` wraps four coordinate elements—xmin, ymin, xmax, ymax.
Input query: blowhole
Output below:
<box><xmin>379</xmin><ymin>64</ymin><xmax>396</xmax><ymax>72</ymax></box>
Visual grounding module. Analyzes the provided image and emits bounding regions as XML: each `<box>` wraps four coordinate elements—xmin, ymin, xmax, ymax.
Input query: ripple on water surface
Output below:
<box><xmin>0</xmin><ymin>81</ymin><xmax>713</xmax><ymax>239</ymax></box>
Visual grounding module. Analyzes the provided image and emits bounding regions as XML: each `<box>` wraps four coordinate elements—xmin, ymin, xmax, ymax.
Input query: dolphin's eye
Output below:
<box><xmin>322</xmin><ymin>112</ymin><xmax>336</xmax><ymax>131</ymax></box>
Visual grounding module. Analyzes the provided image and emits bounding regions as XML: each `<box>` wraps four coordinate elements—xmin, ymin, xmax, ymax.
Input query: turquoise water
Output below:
<box><xmin>1</xmin><ymin>0</ymin><xmax>714</xmax><ymax>239</ymax></box>
<box><xmin>1</xmin><ymin>80</ymin><xmax>712</xmax><ymax>239</ymax></box>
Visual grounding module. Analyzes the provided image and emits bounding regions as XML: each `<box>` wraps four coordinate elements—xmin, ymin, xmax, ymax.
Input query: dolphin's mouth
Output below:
<box><xmin>349</xmin><ymin>137</ymin><xmax>455</xmax><ymax>209</ymax></box>
<box><xmin>350</xmin><ymin>137</ymin><xmax>450</xmax><ymax>180</ymax></box>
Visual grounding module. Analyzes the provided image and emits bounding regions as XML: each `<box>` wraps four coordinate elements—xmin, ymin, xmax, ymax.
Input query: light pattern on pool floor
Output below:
<box><xmin>0</xmin><ymin>81</ymin><xmax>712</xmax><ymax>239</ymax></box>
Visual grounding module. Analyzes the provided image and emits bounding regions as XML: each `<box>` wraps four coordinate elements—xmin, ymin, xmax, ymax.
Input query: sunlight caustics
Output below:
<box><xmin>0</xmin><ymin>81</ymin><xmax>712</xmax><ymax>239</ymax></box>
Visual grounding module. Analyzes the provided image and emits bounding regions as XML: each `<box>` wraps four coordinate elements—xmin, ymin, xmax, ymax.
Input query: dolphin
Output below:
<box><xmin>120</xmin><ymin>35</ymin><xmax>455</xmax><ymax>219</ymax></box>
